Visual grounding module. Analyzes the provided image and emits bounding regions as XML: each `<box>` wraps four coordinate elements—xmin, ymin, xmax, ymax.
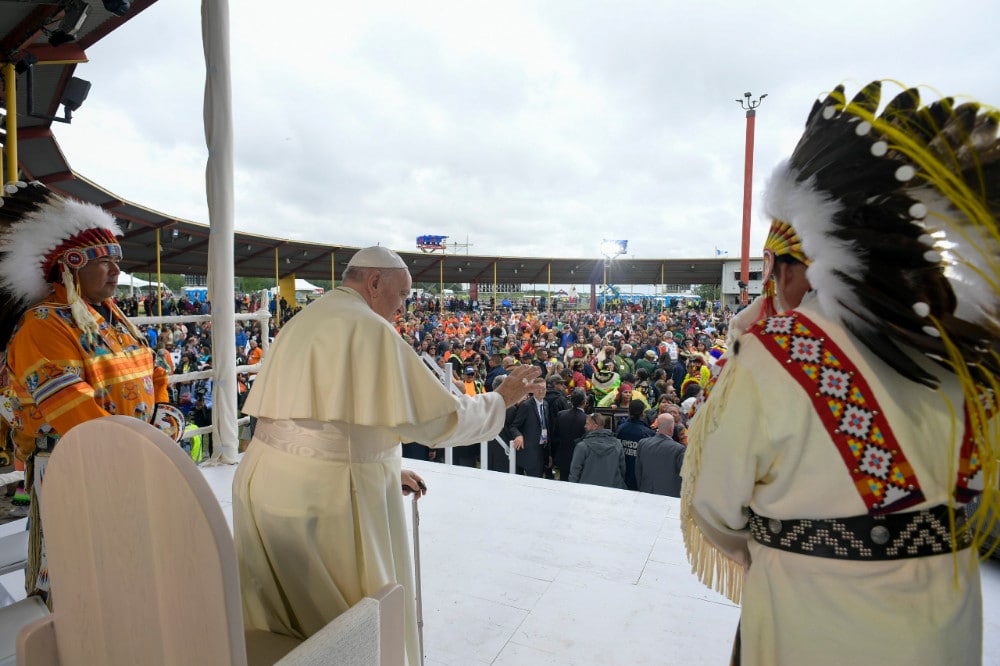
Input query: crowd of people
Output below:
<box><xmin>392</xmin><ymin>300</ymin><xmax>731</xmax><ymax>496</ymax></box>
<box><xmin>113</xmin><ymin>286</ymin><xmax>728</xmax><ymax>492</ymax></box>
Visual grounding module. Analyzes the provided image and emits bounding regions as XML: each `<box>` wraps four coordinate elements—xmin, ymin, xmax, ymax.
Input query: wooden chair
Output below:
<box><xmin>15</xmin><ymin>416</ymin><xmax>404</xmax><ymax>665</ymax></box>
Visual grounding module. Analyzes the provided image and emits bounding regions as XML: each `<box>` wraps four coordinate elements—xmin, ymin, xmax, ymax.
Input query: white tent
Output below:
<box><xmin>117</xmin><ymin>271</ymin><xmax>171</xmax><ymax>295</ymax></box>
<box><xmin>294</xmin><ymin>278</ymin><xmax>323</xmax><ymax>294</ymax></box>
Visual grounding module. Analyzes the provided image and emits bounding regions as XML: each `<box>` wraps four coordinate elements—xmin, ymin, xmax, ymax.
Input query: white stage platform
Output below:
<box><xmin>3</xmin><ymin>459</ymin><xmax>999</xmax><ymax>665</ymax></box>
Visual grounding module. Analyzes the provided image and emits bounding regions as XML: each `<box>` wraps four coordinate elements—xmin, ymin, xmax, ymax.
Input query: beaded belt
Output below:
<box><xmin>748</xmin><ymin>505</ymin><xmax>971</xmax><ymax>561</ymax></box>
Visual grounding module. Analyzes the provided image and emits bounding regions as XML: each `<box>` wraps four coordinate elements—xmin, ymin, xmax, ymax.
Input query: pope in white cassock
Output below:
<box><xmin>233</xmin><ymin>246</ymin><xmax>544</xmax><ymax>665</ymax></box>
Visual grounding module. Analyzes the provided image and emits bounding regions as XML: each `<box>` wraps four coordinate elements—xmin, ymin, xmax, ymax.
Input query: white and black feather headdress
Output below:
<box><xmin>0</xmin><ymin>183</ymin><xmax>123</xmax><ymax>348</ymax></box>
<box><xmin>765</xmin><ymin>80</ymin><xmax>1000</xmax><ymax>388</ymax></box>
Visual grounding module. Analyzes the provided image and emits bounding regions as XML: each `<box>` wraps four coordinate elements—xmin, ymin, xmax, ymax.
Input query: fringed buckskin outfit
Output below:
<box><xmin>0</xmin><ymin>183</ymin><xmax>171</xmax><ymax>604</ymax></box>
<box><xmin>681</xmin><ymin>81</ymin><xmax>999</xmax><ymax>665</ymax></box>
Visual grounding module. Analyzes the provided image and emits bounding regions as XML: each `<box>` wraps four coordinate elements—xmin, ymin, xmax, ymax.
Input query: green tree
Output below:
<box><xmin>694</xmin><ymin>284</ymin><xmax>718</xmax><ymax>302</ymax></box>
<box><xmin>161</xmin><ymin>274</ymin><xmax>184</xmax><ymax>292</ymax></box>
<box><xmin>238</xmin><ymin>277</ymin><xmax>273</xmax><ymax>293</ymax></box>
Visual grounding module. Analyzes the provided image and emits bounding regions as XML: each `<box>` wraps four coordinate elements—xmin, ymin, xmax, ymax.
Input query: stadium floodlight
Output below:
<box><xmin>599</xmin><ymin>239</ymin><xmax>628</xmax><ymax>259</ymax></box>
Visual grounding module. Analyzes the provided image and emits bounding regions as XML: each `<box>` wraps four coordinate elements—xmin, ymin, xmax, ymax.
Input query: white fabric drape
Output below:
<box><xmin>202</xmin><ymin>0</ymin><xmax>238</xmax><ymax>461</ymax></box>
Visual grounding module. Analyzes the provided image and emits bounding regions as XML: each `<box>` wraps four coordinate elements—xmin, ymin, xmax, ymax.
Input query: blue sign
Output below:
<box><xmin>416</xmin><ymin>235</ymin><xmax>448</xmax><ymax>251</ymax></box>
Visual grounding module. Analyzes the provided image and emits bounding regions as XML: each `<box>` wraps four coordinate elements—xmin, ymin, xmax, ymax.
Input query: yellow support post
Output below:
<box><xmin>439</xmin><ymin>258</ymin><xmax>444</xmax><ymax>313</ymax></box>
<box><xmin>273</xmin><ymin>248</ymin><xmax>280</xmax><ymax>329</ymax></box>
<box><xmin>279</xmin><ymin>274</ymin><xmax>296</xmax><ymax>313</ymax></box>
<box><xmin>493</xmin><ymin>261</ymin><xmax>498</xmax><ymax>313</ymax></box>
<box><xmin>3</xmin><ymin>63</ymin><xmax>17</xmax><ymax>190</ymax></box>
<box><xmin>156</xmin><ymin>229</ymin><xmax>163</xmax><ymax>316</ymax></box>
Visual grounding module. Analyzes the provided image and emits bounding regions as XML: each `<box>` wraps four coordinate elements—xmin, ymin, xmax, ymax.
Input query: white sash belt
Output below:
<box><xmin>254</xmin><ymin>417</ymin><xmax>400</xmax><ymax>463</ymax></box>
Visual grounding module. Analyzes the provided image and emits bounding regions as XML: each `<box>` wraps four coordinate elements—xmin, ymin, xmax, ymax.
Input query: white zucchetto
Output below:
<box><xmin>346</xmin><ymin>245</ymin><xmax>407</xmax><ymax>270</ymax></box>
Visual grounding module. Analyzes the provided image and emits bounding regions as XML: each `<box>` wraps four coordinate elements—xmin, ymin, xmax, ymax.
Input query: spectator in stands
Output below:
<box><xmin>246</xmin><ymin>338</ymin><xmax>264</xmax><ymax>384</ymax></box>
<box><xmin>568</xmin><ymin>358</ymin><xmax>591</xmax><ymax>394</ymax></box>
<box><xmin>616</xmin><ymin>399</ymin><xmax>656</xmax><ymax>490</ymax></box>
<box><xmin>635</xmin><ymin>414</ymin><xmax>685</xmax><ymax>497</ymax></box>
<box><xmin>597</xmin><ymin>381</ymin><xmax>649</xmax><ymax>410</ymax></box>
<box><xmin>165</xmin><ymin>341</ymin><xmax>180</xmax><ymax>369</ymax></box>
<box><xmin>450</xmin><ymin>367</ymin><xmax>486</xmax><ymax>468</ymax></box>
<box><xmin>235</xmin><ymin>323</ymin><xmax>248</xmax><ymax>352</ymax></box>
<box><xmin>484</xmin><ymin>352</ymin><xmax>507</xmax><ymax>391</ymax></box>
<box><xmin>189</xmin><ymin>390</ymin><xmax>213</xmax><ymax>458</ymax></box>
<box><xmin>632</xmin><ymin>367</ymin><xmax>654</xmax><ymax>404</ymax></box>
<box><xmin>469</xmin><ymin>353</ymin><xmax>486</xmax><ymax>382</ymax></box>
<box><xmin>462</xmin><ymin>365</ymin><xmax>484</xmax><ymax>397</ymax></box>
<box><xmin>591</xmin><ymin>360</ymin><xmax>621</xmax><ymax>403</ymax></box>
<box><xmin>436</xmin><ymin>355</ymin><xmax>465</xmax><ymax>393</ymax></box>
<box><xmin>568</xmin><ymin>413</ymin><xmax>626</xmax><ymax>489</ymax></box>
<box><xmin>615</xmin><ymin>343</ymin><xmax>636</xmax><ymax>377</ymax></box>
<box><xmin>643</xmin><ymin>394</ymin><xmax>673</xmax><ymax>427</ymax></box>
<box><xmin>680</xmin><ymin>383</ymin><xmax>703</xmax><ymax>421</ymax></box>
<box><xmin>552</xmin><ymin>388</ymin><xmax>587</xmax><ymax>481</ymax></box>
<box><xmin>544</xmin><ymin>374</ymin><xmax>570</xmax><ymax>425</ymax></box>
<box><xmin>662</xmin><ymin>331</ymin><xmax>679</xmax><ymax>364</ymax></box>
<box><xmin>636</xmin><ymin>349</ymin><xmax>658</xmax><ymax>376</ymax></box>
<box><xmin>680</xmin><ymin>356</ymin><xmax>710</xmax><ymax>395</ymax></box>
<box><xmin>664</xmin><ymin>403</ymin><xmax>688</xmax><ymax>445</ymax></box>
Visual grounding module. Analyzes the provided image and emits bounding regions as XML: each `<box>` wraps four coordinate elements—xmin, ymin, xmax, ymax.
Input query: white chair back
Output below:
<box><xmin>20</xmin><ymin>416</ymin><xmax>247</xmax><ymax>665</ymax></box>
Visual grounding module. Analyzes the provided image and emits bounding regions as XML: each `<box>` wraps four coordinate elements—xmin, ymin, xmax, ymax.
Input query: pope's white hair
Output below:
<box><xmin>0</xmin><ymin>194</ymin><xmax>121</xmax><ymax>306</ymax></box>
<box><xmin>764</xmin><ymin>159</ymin><xmax>868</xmax><ymax>332</ymax></box>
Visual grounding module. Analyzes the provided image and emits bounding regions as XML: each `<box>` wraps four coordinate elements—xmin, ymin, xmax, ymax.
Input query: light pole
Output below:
<box><xmin>736</xmin><ymin>91</ymin><xmax>766</xmax><ymax>306</ymax></box>
<box><xmin>599</xmin><ymin>240</ymin><xmax>627</xmax><ymax>312</ymax></box>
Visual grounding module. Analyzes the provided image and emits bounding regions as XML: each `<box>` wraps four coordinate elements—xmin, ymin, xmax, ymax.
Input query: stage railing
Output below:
<box><xmin>131</xmin><ymin>307</ymin><xmax>271</xmax><ymax>462</ymax></box>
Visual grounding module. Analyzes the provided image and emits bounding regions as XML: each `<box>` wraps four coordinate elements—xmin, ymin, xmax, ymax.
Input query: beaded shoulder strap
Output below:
<box><xmin>751</xmin><ymin>313</ymin><xmax>925</xmax><ymax>515</ymax></box>
<box><xmin>955</xmin><ymin>389</ymin><xmax>993</xmax><ymax>503</ymax></box>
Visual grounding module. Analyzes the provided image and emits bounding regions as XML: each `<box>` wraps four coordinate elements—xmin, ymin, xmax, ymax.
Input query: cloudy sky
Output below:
<box><xmin>55</xmin><ymin>0</ymin><xmax>1000</xmax><ymax>263</ymax></box>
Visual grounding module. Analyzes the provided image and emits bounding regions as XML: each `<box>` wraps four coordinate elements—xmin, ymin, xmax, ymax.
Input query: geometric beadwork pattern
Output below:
<box><xmin>748</xmin><ymin>508</ymin><xmax>972</xmax><ymax>561</ymax></box>
<box><xmin>752</xmin><ymin>313</ymin><xmax>925</xmax><ymax>515</ymax></box>
<box><xmin>954</xmin><ymin>388</ymin><xmax>993</xmax><ymax>503</ymax></box>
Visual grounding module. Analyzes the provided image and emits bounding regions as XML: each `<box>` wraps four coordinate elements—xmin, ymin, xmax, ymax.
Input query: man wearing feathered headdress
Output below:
<box><xmin>0</xmin><ymin>183</ymin><xmax>175</xmax><ymax>605</ymax></box>
<box><xmin>681</xmin><ymin>81</ymin><xmax>999</xmax><ymax>665</ymax></box>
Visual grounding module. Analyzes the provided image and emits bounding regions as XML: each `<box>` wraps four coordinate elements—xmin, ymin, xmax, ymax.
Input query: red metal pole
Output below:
<box><xmin>739</xmin><ymin>108</ymin><xmax>756</xmax><ymax>306</ymax></box>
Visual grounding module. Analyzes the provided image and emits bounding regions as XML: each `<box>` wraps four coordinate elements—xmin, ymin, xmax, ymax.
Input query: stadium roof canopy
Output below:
<box><xmin>0</xmin><ymin>1</ymin><xmax>732</xmax><ymax>287</ymax></box>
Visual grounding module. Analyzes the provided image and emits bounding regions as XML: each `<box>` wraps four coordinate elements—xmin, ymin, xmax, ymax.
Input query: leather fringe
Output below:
<box><xmin>680</xmin><ymin>354</ymin><xmax>745</xmax><ymax>605</ymax></box>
